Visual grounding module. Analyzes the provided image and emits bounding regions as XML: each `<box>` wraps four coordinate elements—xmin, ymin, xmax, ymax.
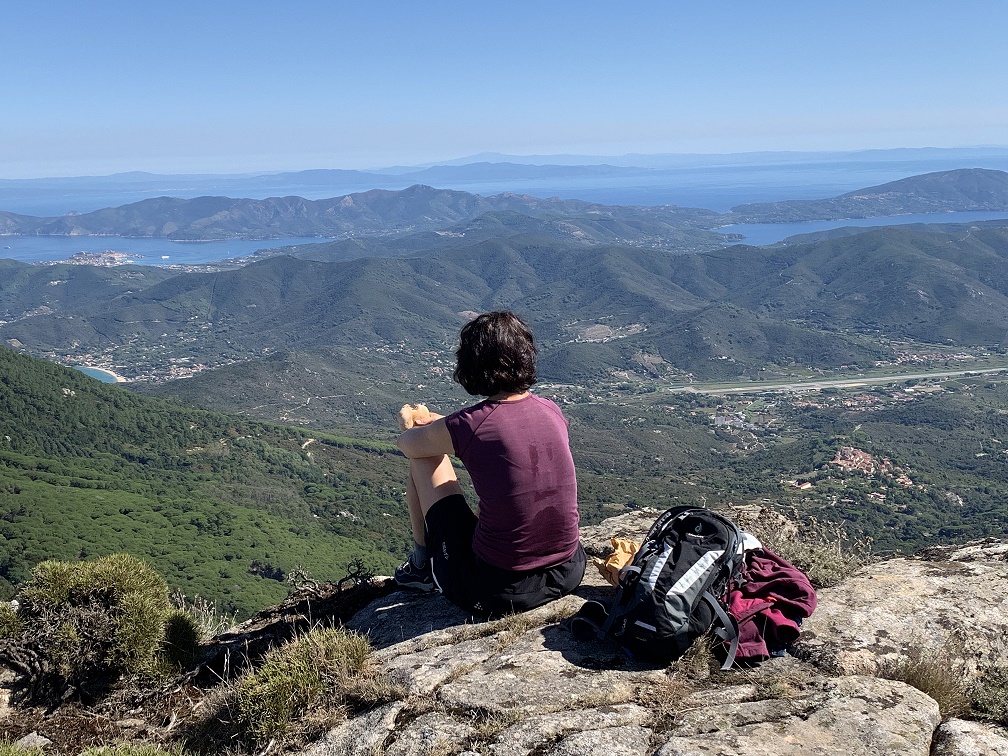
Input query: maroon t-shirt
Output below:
<box><xmin>444</xmin><ymin>394</ymin><xmax>580</xmax><ymax>571</ymax></box>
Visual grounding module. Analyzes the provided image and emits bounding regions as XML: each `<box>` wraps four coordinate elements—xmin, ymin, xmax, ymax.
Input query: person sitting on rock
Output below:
<box><xmin>394</xmin><ymin>310</ymin><xmax>586</xmax><ymax>617</ymax></box>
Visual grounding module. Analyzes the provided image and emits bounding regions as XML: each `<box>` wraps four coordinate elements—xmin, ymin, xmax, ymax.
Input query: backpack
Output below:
<box><xmin>570</xmin><ymin>506</ymin><xmax>745</xmax><ymax>669</ymax></box>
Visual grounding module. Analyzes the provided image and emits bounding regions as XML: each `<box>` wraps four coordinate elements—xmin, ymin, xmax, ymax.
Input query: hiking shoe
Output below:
<box><xmin>394</xmin><ymin>558</ymin><xmax>434</xmax><ymax>592</ymax></box>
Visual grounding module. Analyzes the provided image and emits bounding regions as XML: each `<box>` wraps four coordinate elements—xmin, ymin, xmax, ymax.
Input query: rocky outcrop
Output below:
<box><xmin>792</xmin><ymin>538</ymin><xmax>1008</xmax><ymax>678</ymax></box>
<box><xmin>282</xmin><ymin>515</ymin><xmax>1008</xmax><ymax>756</ymax></box>
<box><xmin>4</xmin><ymin>512</ymin><xmax>1006</xmax><ymax>755</ymax></box>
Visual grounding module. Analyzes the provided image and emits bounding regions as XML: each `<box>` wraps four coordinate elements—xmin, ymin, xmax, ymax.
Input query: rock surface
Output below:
<box><xmin>4</xmin><ymin>511</ymin><xmax>1007</xmax><ymax>755</ymax></box>
<box><xmin>284</xmin><ymin>514</ymin><xmax>1008</xmax><ymax>756</ymax></box>
<box><xmin>932</xmin><ymin>718</ymin><xmax>1008</xmax><ymax>756</ymax></box>
<box><xmin>792</xmin><ymin>538</ymin><xmax>1008</xmax><ymax>678</ymax></box>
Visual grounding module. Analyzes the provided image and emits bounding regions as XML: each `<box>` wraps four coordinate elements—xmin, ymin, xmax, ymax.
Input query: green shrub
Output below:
<box><xmin>0</xmin><ymin>740</ymin><xmax>42</xmax><ymax>756</ymax></box>
<box><xmin>971</xmin><ymin>666</ymin><xmax>1008</xmax><ymax>726</ymax></box>
<box><xmin>14</xmin><ymin>553</ymin><xmax>170</xmax><ymax>699</ymax></box>
<box><xmin>158</xmin><ymin>610</ymin><xmax>202</xmax><ymax>672</ymax></box>
<box><xmin>0</xmin><ymin>741</ymin><xmax>42</xmax><ymax>756</ymax></box>
<box><xmin>0</xmin><ymin>603</ymin><xmax>21</xmax><ymax>639</ymax></box>
<box><xmin>234</xmin><ymin>626</ymin><xmax>373</xmax><ymax>744</ymax></box>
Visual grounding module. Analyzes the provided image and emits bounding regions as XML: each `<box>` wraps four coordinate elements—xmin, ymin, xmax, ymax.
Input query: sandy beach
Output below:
<box><xmin>77</xmin><ymin>366</ymin><xmax>127</xmax><ymax>383</ymax></box>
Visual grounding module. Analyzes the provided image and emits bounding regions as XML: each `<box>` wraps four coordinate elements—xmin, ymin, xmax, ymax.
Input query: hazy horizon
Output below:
<box><xmin>3</xmin><ymin>2</ymin><xmax>1006</xmax><ymax>179</ymax></box>
<box><xmin>1</xmin><ymin>145</ymin><xmax>1007</xmax><ymax>185</ymax></box>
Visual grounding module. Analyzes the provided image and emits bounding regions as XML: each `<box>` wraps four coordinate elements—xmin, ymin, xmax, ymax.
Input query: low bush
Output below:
<box><xmin>158</xmin><ymin>610</ymin><xmax>202</xmax><ymax>673</ymax></box>
<box><xmin>0</xmin><ymin>603</ymin><xmax>20</xmax><ymax>639</ymax></box>
<box><xmin>8</xmin><ymin>553</ymin><xmax>170</xmax><ymax>701</ymax></box>
<box><xmin>971</xmin><ymin>666</ymin><xmax>1008</xmax><ymax>726</ymax></box>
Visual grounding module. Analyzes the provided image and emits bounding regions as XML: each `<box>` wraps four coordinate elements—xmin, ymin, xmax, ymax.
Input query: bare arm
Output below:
<box><xmin>397</xmin><ymin>416</ymin><xmax>454</xmax><ymax>459</ymax></box>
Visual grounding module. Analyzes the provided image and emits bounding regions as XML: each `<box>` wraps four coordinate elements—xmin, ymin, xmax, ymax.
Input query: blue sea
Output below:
<box><xmin>4</xmin><ymin>155</ymin><xmax>1008</xmax><ymax>264</ymax></box>
<box><xmin>718</xmin><ymin>211</ymin><xmax>1008</xmax><ymax>247</ymax></box>
<box><xmin>75</xmin><ymin>366</ymin><xmax>120</xmax><ymax>383</ymax></box>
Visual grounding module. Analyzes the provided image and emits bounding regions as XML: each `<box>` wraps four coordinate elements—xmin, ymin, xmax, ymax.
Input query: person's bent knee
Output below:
<box><xmin>410</xmin><ymin>456</ymin><xmax>463</xmax><ymax>515</ymax></box>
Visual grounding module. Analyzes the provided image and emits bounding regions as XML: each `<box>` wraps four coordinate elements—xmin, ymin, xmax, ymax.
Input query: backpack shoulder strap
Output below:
<box><xmin>702</xmin><ymin>590</ymin><xmax>740</xmax><ymax>670</ymax></box>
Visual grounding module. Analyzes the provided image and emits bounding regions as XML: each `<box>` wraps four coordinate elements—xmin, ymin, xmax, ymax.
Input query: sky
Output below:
<box><xmin>2</xmin><ymin>1</ymin><xmax>1007</xmax><ymax>178</ymax></box>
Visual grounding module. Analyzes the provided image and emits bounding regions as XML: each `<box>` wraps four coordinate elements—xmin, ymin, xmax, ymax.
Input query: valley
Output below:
<box><xmin>4</xmin><ymin>170</ymin><xmax>1008</xmax><ymax>617</ymax></box>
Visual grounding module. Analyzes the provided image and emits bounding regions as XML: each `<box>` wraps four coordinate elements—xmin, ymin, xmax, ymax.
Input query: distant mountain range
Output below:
<box><xmin>2</xmin><ymin>168</ymin><xmax>1008</xmax><ymax>435</ymax></box>
<box><xmin>2</xmin><ymin>170</ymin><xmax>1006</xmax><ymax>243</ymax></box>
<box><xmin>4</xmin><ymin>210</ymin><xmax>1008</xmax><ymax>396</ymax></box>
<box><xmin>0</xmin><ymin>184</ymin><xmax>720</xmax><ymax>243</ymax></box>
<box><xmin>416</xmin><ymin>146</ymin><xmax>1008</xmax><ymax>169</ymax></box>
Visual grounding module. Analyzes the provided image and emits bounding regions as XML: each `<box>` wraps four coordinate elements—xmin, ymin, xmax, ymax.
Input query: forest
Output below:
<box><xmin>0</xmin><ymin>347</ymin><xmax>411</xmax><ymax>616</ymax></box>
<box><xmin>5</xmin><ymin>342</ymin><xmax>1008</xmax><ymax>618</ymax></box>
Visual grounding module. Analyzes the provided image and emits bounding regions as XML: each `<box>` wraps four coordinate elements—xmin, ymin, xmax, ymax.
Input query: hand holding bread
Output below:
<box><xmin>398</xmin><ymin>403</ymin><xmax>434</xmax><ymax>431</ymax></box>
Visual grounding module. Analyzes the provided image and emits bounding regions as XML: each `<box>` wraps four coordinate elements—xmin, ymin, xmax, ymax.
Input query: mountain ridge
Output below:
<box><xmin>4</xmin><ymin>222</ymin><xmax>1008</xmax><ymax>388</ymax></box>
<box><xmin>0</xmin><ymin>184</ymin><xmax>721</xmax><ymax>242</ymax></box>
<box><xmin>3</xmin><ymin>169</ymin><xmax>1008</xmax><ymax>243</ymax></box>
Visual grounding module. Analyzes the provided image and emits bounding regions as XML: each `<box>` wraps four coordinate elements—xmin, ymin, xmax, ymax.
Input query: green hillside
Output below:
<box><xmin>731</xmin><ymin>168</ymin><xmax>1008</xmax><ymax>222</ymax></box>
<box><xmin>7</xmin><ymin>223</ymin><xmax>1008</xmax><ymax>391</ymax></box>
<box><xmin>0</xmin><ymin>346</ymin><xmax>411</xmax><ymax>617</ymax></box>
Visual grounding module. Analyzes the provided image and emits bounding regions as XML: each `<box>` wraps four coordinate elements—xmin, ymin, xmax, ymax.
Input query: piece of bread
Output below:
<box><xmin>398</xmin><ymin>403</ymin><xmax>432</xmax><ymax>430</ymax></box>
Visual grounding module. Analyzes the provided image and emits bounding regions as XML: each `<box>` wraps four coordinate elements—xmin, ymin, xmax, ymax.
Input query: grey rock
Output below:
<box><xmin>383</xmin><ymin>711</ymin><xmax>478</xmax><ymax>756</ymax></box>
<box><xmin>793</xmin><ymin>547</ymin><xmax>1008</xmax><ymax>678</ymax></box>
<box><xmin>0</xmin><ymin>665</ymin><xmax>17</xmax><ymax>721</ymax></box>
<box><xmin>16</xmin><ymin>732</ymin><xmax>53</xmax><ymax>749</ymax></box>
<box><xmin>547</xmin><ymin>724</ymin><xmax>654</xmax><ymax>755</ymax></box>
<box><xmin>299</xmin><ymin>701</ymin><xmax>404</xmax><ymax>756</ymax></box>
<box><xmin>656</xmin><ymin>676</ymin><xmax>940</xmax><ymax>756</ymax></box>
<box><xmin>920</xmin><ymin>538</ymin><xmax>1008</xmax><ymax>563</ymax></box>
<box><xmin>383</xmin><ymin>633</ymin><xmax>501</xmax><ymax>696</ymax></box>
<box><xmin>490</xmin><ymin>703</ymin><xmax>652</xmax><ymax>756</ymax></box>
<box><xmin>933</xmin><ymin>718</ymin><xmax>1008</xmax><ymax>756</ymax></box>
<box><xmin>437</xmin><ymin>624</ymin><xmax>662</xmax><ymax>715</ymax></box>
<box><xmin>579</xmin><ymin>509</ymin><xmax>659</xmax><ymax>557</ymax></box>
<box><xmin>346</xmin><ymin>591</ymin><xmax>473</xmax><ymax>651</ymax></box>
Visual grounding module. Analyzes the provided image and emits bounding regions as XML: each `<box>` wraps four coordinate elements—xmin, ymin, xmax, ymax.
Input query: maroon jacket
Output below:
<box><xmin>727</xmin><ymin>548</ymin><xmax>817</xmax><ymax>663</ymax></box>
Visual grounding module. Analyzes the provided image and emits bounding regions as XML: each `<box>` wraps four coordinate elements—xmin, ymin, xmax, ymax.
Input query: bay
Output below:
<box><xmin>717</xmin><ymin>211</ymin><xmax>1008</xmax><ymax>247</ymax></box>
<box><xmin>74</xmin><ymin>366</ymin><xmax>122</xmax><ymax>383</ymax></box>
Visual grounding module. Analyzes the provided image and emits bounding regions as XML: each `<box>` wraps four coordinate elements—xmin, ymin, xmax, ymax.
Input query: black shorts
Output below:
<box><xmin>425</xmin><ymin>493</ymin><xmax>586</xmax><ymax>618</ymax></box>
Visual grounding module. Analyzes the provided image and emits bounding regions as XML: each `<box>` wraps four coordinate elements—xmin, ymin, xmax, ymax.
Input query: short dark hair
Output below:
<box><xmin>453</xmin><ymin>311</ymin><xmax>537</xmax><ymax>396</ymax></box>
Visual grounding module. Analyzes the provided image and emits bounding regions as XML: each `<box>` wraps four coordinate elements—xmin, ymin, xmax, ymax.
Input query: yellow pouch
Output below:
<box><xmin>593</xmin><ymin>537</ymin><xmax>640</xmax><ymax>587</ymax></box>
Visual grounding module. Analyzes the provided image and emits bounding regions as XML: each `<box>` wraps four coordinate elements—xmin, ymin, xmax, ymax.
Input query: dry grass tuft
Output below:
<box><xmin>734</xmin><ymin>507</ymin><xmax>874</xmax><ymax>589</ymax></box>
<box><xmin>0</xmin><ymin>741</ymin><xmax>42</xmax><ymax>756</ymax></box>
<box><xmin>642</xmin><ymin>634</ymin><xmax>721</xmax><ymax>732</ymax></box>
<box><xmin>169</xmin><ymin>591</ymin><xmax>237</xmax><ymax>642</ymax></box>
<box><xmin>79</xmin><ymin>746</ymin><xmax>189</xmax><ymax>756</ymax></box>
<box><xmin>878</xmin><ymin>642</ymin><xmax>970</xmax><ymax>717</ymax></box>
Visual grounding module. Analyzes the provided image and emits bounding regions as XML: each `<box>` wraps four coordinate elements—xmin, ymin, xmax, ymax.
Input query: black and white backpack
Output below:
<box><xmin>571</xmin><ymin>506</ymin><xmax>745</xmax><ymax>669</ymax></box>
